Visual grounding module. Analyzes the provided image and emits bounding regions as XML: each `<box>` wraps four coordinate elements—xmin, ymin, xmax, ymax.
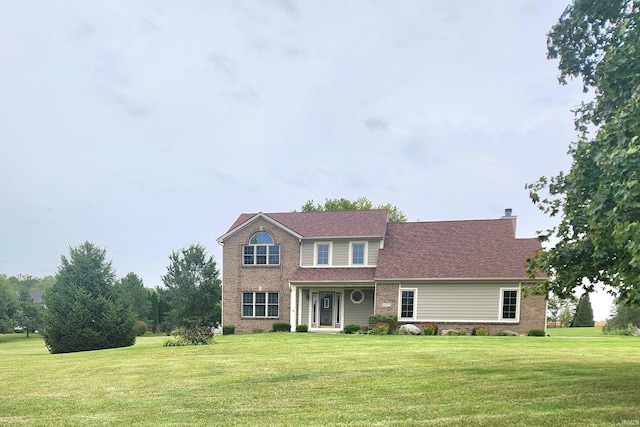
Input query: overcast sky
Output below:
<box><xmin>0</xmin><ymin>1</ymin><xmax>615</xmax><ymax>319</ymax></box>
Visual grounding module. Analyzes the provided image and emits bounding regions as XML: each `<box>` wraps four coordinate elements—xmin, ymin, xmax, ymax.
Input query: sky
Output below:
<box><xmin>0</xmin><ymin>1</ymin><xmax>615</xmax><ymax>320</ymax></box>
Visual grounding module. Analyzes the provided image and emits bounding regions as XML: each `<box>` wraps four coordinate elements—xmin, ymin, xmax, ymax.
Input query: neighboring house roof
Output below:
<box><xmin>29</xmin><ymin>291</ymin><xmax>44</xmax><ymax>303</ymax></box>
<box><xmin>291</xmin><ymin>267</ymin><xmax>376</xmax><ymax>283</ymax></box>
<box><xmin>375</xmin><ymin>219</ymin><xmax>542</xmax><ymax>280</ymax></box>
<box><xmin>220</xmin><ymin>210</ymin><xmax>389</xmax><ymax>241</ymax></box>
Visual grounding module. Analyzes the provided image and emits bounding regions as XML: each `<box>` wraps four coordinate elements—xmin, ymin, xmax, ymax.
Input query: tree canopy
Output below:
<box><xmin>161</xmin><ymin>244</ymin><xmax>221</xmax><ymax>329</ymax></box>
<box><xmin>527</xmin><ymin>0</ymin><xmax>640</xmax><ymax>305</ymax></box>
<box><xmin>300</xmin><ymin>197</ymin><xmax>407</xmax><ymax>222</ymax></box>
<box><xmin>42</xmin><ymin>242</ymin><xmax>136</xmax><ymax>354</ymax></box>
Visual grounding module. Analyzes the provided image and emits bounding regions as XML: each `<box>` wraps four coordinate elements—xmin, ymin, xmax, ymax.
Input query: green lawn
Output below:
<box><xmin>546</xmin><ymin>326</ymin><xmax>605</xmax><ymax>337</ymax></box>
<box><xmin>1</xmin><ymin>333</ymin><xmax>639</xmax><ymax>426</ymax></box>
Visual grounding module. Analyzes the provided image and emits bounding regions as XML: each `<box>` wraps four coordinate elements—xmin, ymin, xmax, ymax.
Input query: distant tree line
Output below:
<box><xmin>0</xmin><ymin>241</ymin><xmax>221</xmax><ymax>354</ymax></box>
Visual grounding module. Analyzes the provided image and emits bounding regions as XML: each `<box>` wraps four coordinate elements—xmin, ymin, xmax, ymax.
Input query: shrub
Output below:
<box><xmin>252</xmin><ymin>328</ymin><xmax>264</xmax><ymax>334</ymax></box>
<box><xmin>443</xmin><ymin>329</ymin><xmax>467</xmax><ymax>336</ymax></box>
<box><xmin>272</xmin><ymin>322</ymin><xmax>291</xmax><ymax>332</ymax></box>
<box><xmin>164</xmin><ymin>326</ymin><xmax>214</xmax><ymax>346</ymax></box>
<box><xmin>421</xmin><ymin>323</ymin><xmax>438</xmax><ymax>336</ymax></box>
<box><xmin>135</xmin><ymin>321</ymin><xmax>148</xmax><ymax>337</ymax></box>
<box><xmin>528</xmin><ymin>328</ymin><xmax>546</xmax><ymax>337</ymax></box>
<box><xmin>296</xmin><ymin>324</ymin><xmax>308</xmax><ymax>332</ymax></box>
<box><xmin>472</xmin><ymin>325</ymin><xmax>490</xmax><ymax>336</ymax></box>
<box><xmin>343</xmin><ymin>324</ymin><xmax>362</xmax><ymax>334</ymax></box>
<box><xmin>369</xmin><ymin>322</ymin><xmax>390</xmax><ymax>335</ymax></box>
<box><xmin>222</xmin><ymin>325</ymin><xmax>235</xmax><ymax>335</ymax></box>
<box><xmin>368</xmin><ymin>315</ymin><xmax>398</xmax><ymax>334</ymax></box>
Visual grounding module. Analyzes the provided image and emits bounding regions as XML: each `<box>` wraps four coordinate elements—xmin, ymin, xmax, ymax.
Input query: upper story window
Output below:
<box><xmin>243</xmin><ymin>232</ymin><xmax>279</xmax><ymax>265</ymax></box>
<box><xmin>315</xmin><ymin>242</ymin><xmax>331</xmax><ymax>266</ymax></box>
<box><xmin>350</xmin><ymin>242</ymin><xmax>367</xmax><ymax>266</ymax></box>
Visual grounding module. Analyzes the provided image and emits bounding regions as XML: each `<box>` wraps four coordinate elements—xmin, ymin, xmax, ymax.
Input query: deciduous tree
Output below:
<box><xmin>14</xmin><ymin>290</ymin><xmax>44</xmax><ymax>337</ymax></box>
<box><xmin>161</xmin><ymin>244</ymin><xmax>221</xmax><ymax>328</ymax></box>
<box><xmin>0</xmin><ymin>279</ymin><xmax>17</xmax><ymax>333</ymax></box>
<box><xmin>527</xmin><ymin>0</ymin><xmax>640</xmax><ymax>305</ymax></box>
<box><xmin>300</xmin><ymin>197</ymin><xmax>407</xmax><ymax>222</ymax></box>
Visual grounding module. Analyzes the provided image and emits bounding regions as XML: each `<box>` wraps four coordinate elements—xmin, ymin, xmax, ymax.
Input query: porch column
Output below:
<box><xmin>290</xmin><ymin>284</ymin><xmax>297</xmax><ymax>332</ymax></box>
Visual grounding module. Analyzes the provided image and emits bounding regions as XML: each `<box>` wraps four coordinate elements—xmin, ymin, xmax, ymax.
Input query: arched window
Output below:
<box><xmin>249</xmin><ymin>231</ymin><xmax>274</xmax><ymax>245</ymax></box>
<box><xmin>243</xmin><ymin>232</ymin><xmax>280</xmax><ymax>265</ymax></box>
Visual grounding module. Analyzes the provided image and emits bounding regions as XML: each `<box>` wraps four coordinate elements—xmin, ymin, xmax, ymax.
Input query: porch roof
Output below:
<box><xmin>290</xmin><ymin>267</ymin><xmax>376</xmax><ymax>283</ymax></box>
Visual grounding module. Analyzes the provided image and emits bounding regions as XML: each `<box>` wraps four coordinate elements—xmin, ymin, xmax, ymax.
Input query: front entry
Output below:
<box><xmin>319</xmin><ymin>292</ymin><xmax>334</xmax><ymax>326</ymax></box>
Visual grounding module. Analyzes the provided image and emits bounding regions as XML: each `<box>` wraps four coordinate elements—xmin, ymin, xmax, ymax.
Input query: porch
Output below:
<box><xmin>290</xmin><ymin>284</ymin><xmax>375</xmax><ymax>332</ymax></box>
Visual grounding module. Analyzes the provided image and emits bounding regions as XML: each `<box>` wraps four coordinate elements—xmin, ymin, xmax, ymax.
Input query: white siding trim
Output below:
<box><xmin>314</xmin><ymin>242</ymin><xmax>333</xmax><ymax>266</ymax></box>
<box><xmin>348</xmin><ymin>241</ymin><xmax>368</xmax><ymax>266</ymax></box>
<box><xmin>398</xmin><ymin>288</ymin><xmax>418</xmax><ymax>321</ymax></box>
<box><xmin>499</xmin><ymin>286</ymin><xmax>521</xmax><ymax>322</ymax></box>
<box><xmin>290</xmin><ymin>285</ymin><xmax>298</xmax><ymax>332</ymax></box>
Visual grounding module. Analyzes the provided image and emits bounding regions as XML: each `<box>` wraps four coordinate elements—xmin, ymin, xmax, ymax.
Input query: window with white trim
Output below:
<box><xmin>242</xmin><ymin>292</ymin><xmax>279</xmax><ymax>317</ymax></box>
<box><xmin>350</xmin><ymin>242</ymin><xmax>367</xmax><ymax>265</ymax></box>
<box><xmin>315</xmin><ymin>242</ymin><xmax>331</xmax><ymax>266</ymax></box>
<box><xmin>400</xmin><ymin>289</ymin><xmax>416</xmax><ymax>319</ymax></box>
<box><xmin>243</xmin><ymin>232</ymin><xmax>279</xmax><ymax>265</ymax></box>
<box><xmin>500</xmin><ymin>289</ymin><xmax>519</xmax><ymax>320</ymax></box>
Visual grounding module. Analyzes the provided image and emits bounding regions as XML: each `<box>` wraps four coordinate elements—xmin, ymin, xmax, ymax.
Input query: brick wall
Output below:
<box><xmin>221</xmin><ymin>218</ymin><xmax>300</xmax><ymax>334</ymax></box>
<box><xmin>374</xmin><ymin>283</ymin><xmax>399</xmax><ymax>316</ymax></box>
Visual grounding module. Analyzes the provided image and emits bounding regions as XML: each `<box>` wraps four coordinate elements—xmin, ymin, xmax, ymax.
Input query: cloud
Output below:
<box><xmin>363</xmin><ymin>117</ymin><xmax>389</xmax><ymax>132</ymax></box>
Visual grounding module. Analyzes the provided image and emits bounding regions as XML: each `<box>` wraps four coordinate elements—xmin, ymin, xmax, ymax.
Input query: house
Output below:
<box><xmin>217</xmin><ymin>209</ymin><xmax>546</xmax><ymax>334</ymax></box>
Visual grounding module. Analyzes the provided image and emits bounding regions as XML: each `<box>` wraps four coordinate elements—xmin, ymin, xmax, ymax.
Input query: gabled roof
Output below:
<box><xmin>218</xmin><ymin>210</ymin><xmax>389</xmax><ymax>242</ymax></box>
<box><xmin>375</xmin><ymin>218</ymin><xmax>542</xmax><ymax>280</ymax></box>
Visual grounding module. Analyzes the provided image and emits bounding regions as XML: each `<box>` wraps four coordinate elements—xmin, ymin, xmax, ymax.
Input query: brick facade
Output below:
<box><xmin>374</xmin><ymin>283</ymin><xmax>399</xmax><ymax>317</ymax></box>
<box><xmin>221</xmin><ymin>218</ymin><xmax>300</xmax><ymax>334</ymax></box>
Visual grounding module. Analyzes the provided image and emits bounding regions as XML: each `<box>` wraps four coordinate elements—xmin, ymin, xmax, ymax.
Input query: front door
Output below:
<box><xmin>319</xmin><ymin>292</ymin><xmax>334</xmax><ymax>327</ymax></box>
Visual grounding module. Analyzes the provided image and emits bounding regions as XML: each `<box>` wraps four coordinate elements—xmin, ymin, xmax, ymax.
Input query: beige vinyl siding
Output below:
<box><xmin>407</xmin><ymin>283</ymin><xmax>517</xmax><ymax>322</ymax></box>
<box><xmin>367</xmin><ymin>240</ymin><xmax>380</xmax><ymax>265</ymax></box>
<box><xmin>300</xmin><ymin>239</ymin><xmax>382</xmax><ymax>267</ymax></box>
<box><xmin>300</xmin><ymin>242</ymin><xmax>314</xmax><ymax>266</ymax></box>
<box><xmin>332</xmin><ymin>241</ymin><xmax>349</xmax><ymax>266</ymax></box>
<box><xmin>343</xmin><ymin>289</ymin><xmax>374</xmax><ymax>326</ymax></box>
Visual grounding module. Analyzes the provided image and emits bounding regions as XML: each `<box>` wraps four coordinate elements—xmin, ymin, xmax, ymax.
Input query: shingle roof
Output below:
<box><xmin>375</xmin><ymin>218</ymin><xmax>542</xmax><ymax>279</ymax></box>
<box><xmin>224</xmin><ymin>210</ymin><xmax>389</xmax><ymax>239</ymax></box>
<box><xmin>291</xmin><ymin>267</ymin><xmax>376</xmax><ymax>283</ymax></box>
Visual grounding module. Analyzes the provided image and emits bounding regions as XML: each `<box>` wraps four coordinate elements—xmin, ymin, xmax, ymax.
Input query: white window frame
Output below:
<box><xmin>499</xmin><ymin>287</ymin><xmax>520</xmax><ymax>322</ymax></box>
<box><xmin>348</xmin><ymin>241</ymin><xmax>368</xmax><ymax>266</ymax></box>
<box><xmin>399</xmin><ymin>288</ymin><xmax>418</xmax><ymax>320</ymax></box>
<box><xmin>314</xmin><ymin>242</ymin><xmax>332</xmax><ymax>266</ymax></box>
<box><xmin>243</xmin><ymin>232</ymin><xmax>280</xmax><ymax>266</ymax></box>
<box><xmin>242</xmin><ymin>292</ymin><xmax>279</xmax><ymax>318</ymax></box>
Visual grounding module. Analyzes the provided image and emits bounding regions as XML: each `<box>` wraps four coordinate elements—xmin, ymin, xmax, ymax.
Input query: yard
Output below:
<box><xmin>1</xmin><ymin>332</ymin><xmax>638</xmax><ymax>426</ymax></box>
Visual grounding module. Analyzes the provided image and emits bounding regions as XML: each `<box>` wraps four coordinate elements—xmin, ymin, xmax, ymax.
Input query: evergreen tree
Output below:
<box><xmin>42</xmin><ymin>242</ymin><xmax>136</xmax><ymax>354</ymax></box>
<box><xmin>113</xmin><ymin>272</ymin><xmax>151</xmax><ymax>322</ymax></box>
<box><xmin>571</xmin><ymin>293</ymin><xmax>595</xmax><ymax>327</ymax></box>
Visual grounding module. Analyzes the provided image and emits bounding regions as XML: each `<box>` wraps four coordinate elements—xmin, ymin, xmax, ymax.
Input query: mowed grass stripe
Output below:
<box><xmin>0</xmin><ymin>333</ymin><xmax>638</xmax><ymax>426</ymax></box>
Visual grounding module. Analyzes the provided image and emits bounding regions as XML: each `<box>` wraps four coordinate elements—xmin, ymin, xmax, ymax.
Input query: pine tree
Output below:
<box><xmin>42</xmin><ymin>242</ymin><xmax>136</xmax><ymax>354</ymax></box>
<box><xmin>571</xmin><ymin>293</ymin><xmax>595</xmax><ymax>327</ymax></box>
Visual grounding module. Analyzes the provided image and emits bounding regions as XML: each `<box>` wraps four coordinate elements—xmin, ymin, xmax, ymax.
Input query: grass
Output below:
<box><xmin>1</xmin><ymin>333</ymin><xmax>639</xmax><ymax>426</ymax></box>
<box><xmin>546</xmin><ymin>326</ymin><xmax>605</xmax><ymax>337</ymax></box>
